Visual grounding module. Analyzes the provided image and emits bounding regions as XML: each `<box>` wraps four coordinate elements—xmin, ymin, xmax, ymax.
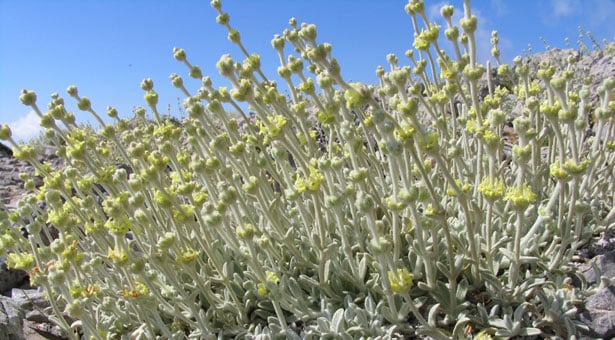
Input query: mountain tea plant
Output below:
<box><xmin>1</xmin><ymin>0</ymin><xmax>614</xmax><ymax>338</ymax></box>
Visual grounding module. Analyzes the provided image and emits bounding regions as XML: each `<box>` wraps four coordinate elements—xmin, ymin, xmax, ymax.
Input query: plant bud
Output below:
<box><xmin>271</xmin><ymin>35</ymin><xmax>285</xmax><ymax>50</ymax></box>
<box><xmin>0</xmin><ymin>125</ymin><xmax>12</xmax><ymax>140</ymax></box>
<box><xmin>66</xmin><ymin>85</ymin><xmax>79</xmax><ymax>98</ymax></box>
<box><xmin>460</xmin><ymin>15</ymin><xmax>478</xmax><ymax>34</ymax></box>
<box><xmin>299</xmin><ymin>23</ymin><xmax>317</xmax><ymax>42</ymax></box>
<box><xmin>236</xmin><ymin>224</ymin><xmax>254</xmax><ymax>239</ymax></box>
<box><xmin>189</xmin><ymin>66</ymin><xmax>203</xmax><ymax>79</ymax></box>
<box><xmin>144</xmin><ymin>90</ymin><xmax>158</xmax><ymax>107</ymax></box>
<box><xmin>216</xmin><ymin>12</ymin><xmax>229</xmax><ymax>25</ymax></box>
<box><xmin>105</xmin><ymin>106</ymin><xmax>118</xmax><ymax>119</ymax></box>
<box><xmin>369</xmin><ymin>236</ymin><xmax>391</xmax><ymax>255</ymax></box>
<box><xmin>440</xmin><ymin>5</ymin><xmax>454</xmax><ymax>18</ymax></box>
<box><xmin>140</xmin><ymin>78</ymin><xmax>154</xmax><ymax>91</ymax></box>
<box><xmin>173</xmin><ymin>47</ymin><xmax>186</xmax><ymax>61</ymax></box>
<box><xmin>445</xmin><ymin>27</ymin><xmax>459</xmax><ymax>41</ymax></box>
<box><xmin>169</xmin><ymin>73</ymin><xmax>184</xmax><ymax>88</ymax></box>
<box><xmin>228</xmin><ymin>29</ymin><xmax>241</xmax><ymax>43</ymax></box>
<box><xmin>19</xmin><ymin>89</ymin><xmax>37</xmax><ymax>106</ymax></box>
<box><xmin>216</xmin><ymin>54</ymin><xmax>235</xmax><ymax>78</ymax></box>
<box><xmin>355</xmin><ymin>191</ymin><xmax>374</xmax><ymax>212</ymax></box>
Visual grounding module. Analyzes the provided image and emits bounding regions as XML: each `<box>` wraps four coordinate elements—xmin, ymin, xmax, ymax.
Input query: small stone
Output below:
<box><xmin>0</xmin><ymin>260</ymin><xmax>28</xmax><ymax>294</ymax></box>
<box><xmin>579</xmin><ymin>250</ymin><xmax>615</xmax><ymax>286</ymax></box>
<box><xmin>10</xmin><ymin>289</ymin><xmax>48</xmax><ymax>310</ymax></box>
<box><xmin>0</xmin><ymin>143</ymin><xmax>12</xmax><ymax>158</ymax></box>
<box><xmin>23</xmin><ymin>320</ymin><xmax>65</xmax><ymax>340</ymax></box>
<box><xmin>0</xmin><ymin>295</ymin><xmax>25</xmax><ymax>340</ymax></box>
<box><xmin>24</xmin><ymin>309</ymin><xmax>49</xmax><ymax>323</ymax></box>
<box><xmin>580</xmin><ymin>285</ymin><xmax>615</xmax><ymax>338</ymax></box>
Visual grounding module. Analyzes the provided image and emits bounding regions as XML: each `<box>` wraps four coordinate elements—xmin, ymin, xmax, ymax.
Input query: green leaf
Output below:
<box><xmin>428</xmin><ymin>303</ymin><xmax>440</xmax><ymax>328</ymax></box>
<box><xmin>456</xmin><ymin>278</ymin><xmax>469</xmax><ymax>300</ymax></box>
<box><xmin>331</xmin><ymin>308</ymin><xmax>345</xmax><ymax>333</ymax></box>
<box><xmin>519</xmin><ymin>327</ymin><xmax>542</xmax><ymax>336</ymax></box>
<box><xmin>433</xmin><ymin>281</ymin><xmax>453</xmax><ymax>309</ymax></box>
<box><xmin>417</xmin><ymin>281</ymin><xmax>432</xmax><ymax>291</ymax></box>
<box><xmin>288</xmin><ymin>277</ymin><xmax>304</xmax><ymax>297</ymax></box>
<box><xmin>416</xmin><ymin>327</ymin><xmax>451</xmax><ymax>339</ymax></box>
<box><xmin>513</xmin><ymin>302</ymin><xmax>528</xmax><ymax>321</ymax></box>
<box><xmin>498</xmin><ymin>247</ymin><xmax>515</xmax><ymax>261</ymax></box>
<box><xmin>316</xmin><ymin>317</ymin><xmax>329</xmax><ymax>331</ymax></box>
<box><xmin>492</xmin><ymin>236</ymin><xmax>512</xmax><ymax>250</ymax></box>
<box><xmin>436</xmin><ymin>261</ymin><xmax>452</xmax><ymax>277</ymax></box>
<box><xmin>452</xmin><ymin>317</ymin><xmax>472</xmax><ymax>339</ymax></box>
<box><xmin>489</xmin><ymin>318</ymin><xmax>506</xmax><ymax>329</ymax></box>
<box><xmin>519</xmin><ymin>255</ymin><xmax>540</xmax><ymax>264</ymax></box>
<box><xmin>365</xmin><ymin>295</ymin><xmax>375</xmax><ymax>314</ymax></box>
<box><xmin>455</xmin><ymin>253</ymin><xmax>467</xmax><ymax>277</ymax></box>
<box><xmin>353</xmin><ymin>308</ymin><xmax>369</xmax><ymax>326</ymax></box>
<box><xmin>476</xmin><ymin>303</ymin><xmax>489</xmax><ymax>323</ymax></box>
<box><xmin>298</xmin><ymin>274</ymin><xmax>320</xmax><ymax>288</ymax></box>
<box><xmin>324</xmin><ymin>259</ymin><xmax>331</xmax><ymax>283</ymax></box>
<box><xmin>358</xmin><ymin>255</ymin><xmax>367</xmax><ymax>280</ymax></box>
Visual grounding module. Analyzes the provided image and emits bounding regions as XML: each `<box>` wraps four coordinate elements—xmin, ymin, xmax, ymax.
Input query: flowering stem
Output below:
<box><xmin>509</xmin><ymin>209</ymin><xmax>524</xmax><ymax>290</ymax></box>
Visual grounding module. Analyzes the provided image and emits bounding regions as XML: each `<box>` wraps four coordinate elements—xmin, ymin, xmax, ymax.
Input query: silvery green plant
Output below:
<box><xmin>1</xmin><ymin>0</ymin><xmax>614</xmax><ymax>338</ymax></box>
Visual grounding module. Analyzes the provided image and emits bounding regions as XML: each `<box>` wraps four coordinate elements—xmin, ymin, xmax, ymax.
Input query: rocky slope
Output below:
<box><xmin>0</xmin><ymin>142</ymin><xmax>66</xmax><ymax>339</ymax></box>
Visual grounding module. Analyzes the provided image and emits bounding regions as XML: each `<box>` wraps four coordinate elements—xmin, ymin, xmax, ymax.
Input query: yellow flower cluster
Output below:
<box><xmin>504</xmin><ymin>184</ymin><xmax>537</xmax><ymax>210</ymax></box>
<box><xmin>257</xmin><ymin>271</ymin><xmax>280</xmax><ymax>296</ymax></box>
<box><xmin>294</xmin><ymin>165</ymin><xmax>324</xmax><ymax>193</ymax></box>
<box><xmin>478</xmin><ymin>178</ymin><xmax>505</xmax><ymax>201</ymax></box>
<box><xmin>387</xmin><ymin>268</ymin><xmax>414</xmax><ymax>293</ymax></box>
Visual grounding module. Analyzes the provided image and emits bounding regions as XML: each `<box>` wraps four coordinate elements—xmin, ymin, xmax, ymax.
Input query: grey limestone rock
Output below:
<box><xmin>0</xmin><ymin>261</ymin><xmax>27</xmax><ymax>296</ymax></box>
<box><xmin>0</xmin><ymin>295</ymin><xmax>25</xmax><ymax>340</ymax></box>
<box><xmin>0</xmin><ymin>143</ymin><xmax>12</xmax><ymax>158</ymax></box>
<box><xmin>580</xmin><ymin>285</ymin><xmax>615</xmax><ymax>338</ymax></box>
<box><xmin>579</xmin><ymin>250</ymin><xmax>615</xmax><ymax>287</ymax></box>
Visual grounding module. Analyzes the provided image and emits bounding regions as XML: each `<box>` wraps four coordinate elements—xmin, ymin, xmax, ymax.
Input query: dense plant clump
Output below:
<box><xmin>1</xmin><ymin>0</ymin><xmax>615</xmax><ymax>338</ymax></box>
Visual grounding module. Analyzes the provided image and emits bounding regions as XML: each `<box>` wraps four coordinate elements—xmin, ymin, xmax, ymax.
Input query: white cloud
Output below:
<box><xmin>426</xmin><ymin>1</ymin><xmax>449</xmax><ymax>20</ymax></box>
<box><xmin>551</xmin><ymin>0</ymin><xmax>581</xmax><ymax>17</ymax></box>
<box><xmin>585</xmin><ymin>0</ymin><xmax>615</xmax><ymax>40</ymax></box>
<box><xmin>8</xmin><ymin>111</ymin><xmax>42</xmax><ymax>142</ymax></box>
<box><xmin>490</xmin><ymin>0</ymin><xmax>509</xmax><ymax>17</ymax></box>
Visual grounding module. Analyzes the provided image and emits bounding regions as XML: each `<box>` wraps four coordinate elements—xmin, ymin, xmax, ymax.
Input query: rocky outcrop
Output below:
<box><xmin>0</xmin><ymin>143</ymin><xmax>32</xmax><ymax>210</ymax></box>
<box><xmin>0</xmin><ymin>262</ymin><xmax>27</xmax><ymax>298</ymax></box>
<box><xmin>579</xmin><ymin>250</ymin><xmax>615</xmax><ymax>287</ymax></box>
<box><xmin>0</xmin><ymin>288</ymin><xmax>63</xmax><ymax>340</ymax></box>
<box><xmin>579</xmin><ymin>283</ymin><xmax>615</xmax><ymax>339</ymax></box>
<box><xmin>0</xmin><ymin>142</ymin><xmax>64</xmax><ymax>339</ymax></box>
<box><xmin>0</xmin><ymin>142</ymin><xmax>58</xmax><ymax>210</ymax></box>
<box><xmin>0</xmin><ymin>143</ymin><xmax>12</xmax><ymax>158</ymax></box>
<box><xmin>523</xmin><ymin>47</ymin><xmax>615</xmax><ymax>106</ymax></box>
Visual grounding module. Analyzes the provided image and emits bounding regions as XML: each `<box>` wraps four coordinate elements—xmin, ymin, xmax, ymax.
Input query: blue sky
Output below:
<box><xmin>2</xmin><ymin>0</ymin><xmax>615</xmax><ymax>142</ymax></box>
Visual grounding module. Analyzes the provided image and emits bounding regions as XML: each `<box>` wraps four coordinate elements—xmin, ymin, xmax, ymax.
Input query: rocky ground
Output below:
<box><xmin>0</xmin><ymin>142</ymin><xmax>67</xmax><ymax>339</ymax></box>
<box><xmin>0</xmin><ymin>47</ymin><xmax>614</xmax><ymax>338</ymax></box>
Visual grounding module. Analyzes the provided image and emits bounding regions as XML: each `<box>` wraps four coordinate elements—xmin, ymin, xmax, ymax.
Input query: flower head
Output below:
<box><xmin>504</xmin><ymin>184</ymin><xmax>537</xmax><ymax>210</ymax></box>
<box><xmin>0</xmin><ymin>125</ymin><xmax>12</xmax><ymax>140</ymax></box>
<box><xmin>6</xmin><ymin>252</ymin><xmax>35</xmax><ymax>270</ymax></box>
<box><xmin>294</xmin><ymin>165</ymin><xmax>324</xmax><ymax>193</ymax></box>
<box><xmin>257</xmin><ymin>271</ymin><xmax>280</xmax><ymax>296</ymax></box>
<box><xmin>478</xmin><ymin>178</ymin><xmax>505</xmax><ymax>201</ymax></box>
<box><xmin>388</xmin><ymin>268</ymin><xmax>414</xmax><ymax>293</ymax></box>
